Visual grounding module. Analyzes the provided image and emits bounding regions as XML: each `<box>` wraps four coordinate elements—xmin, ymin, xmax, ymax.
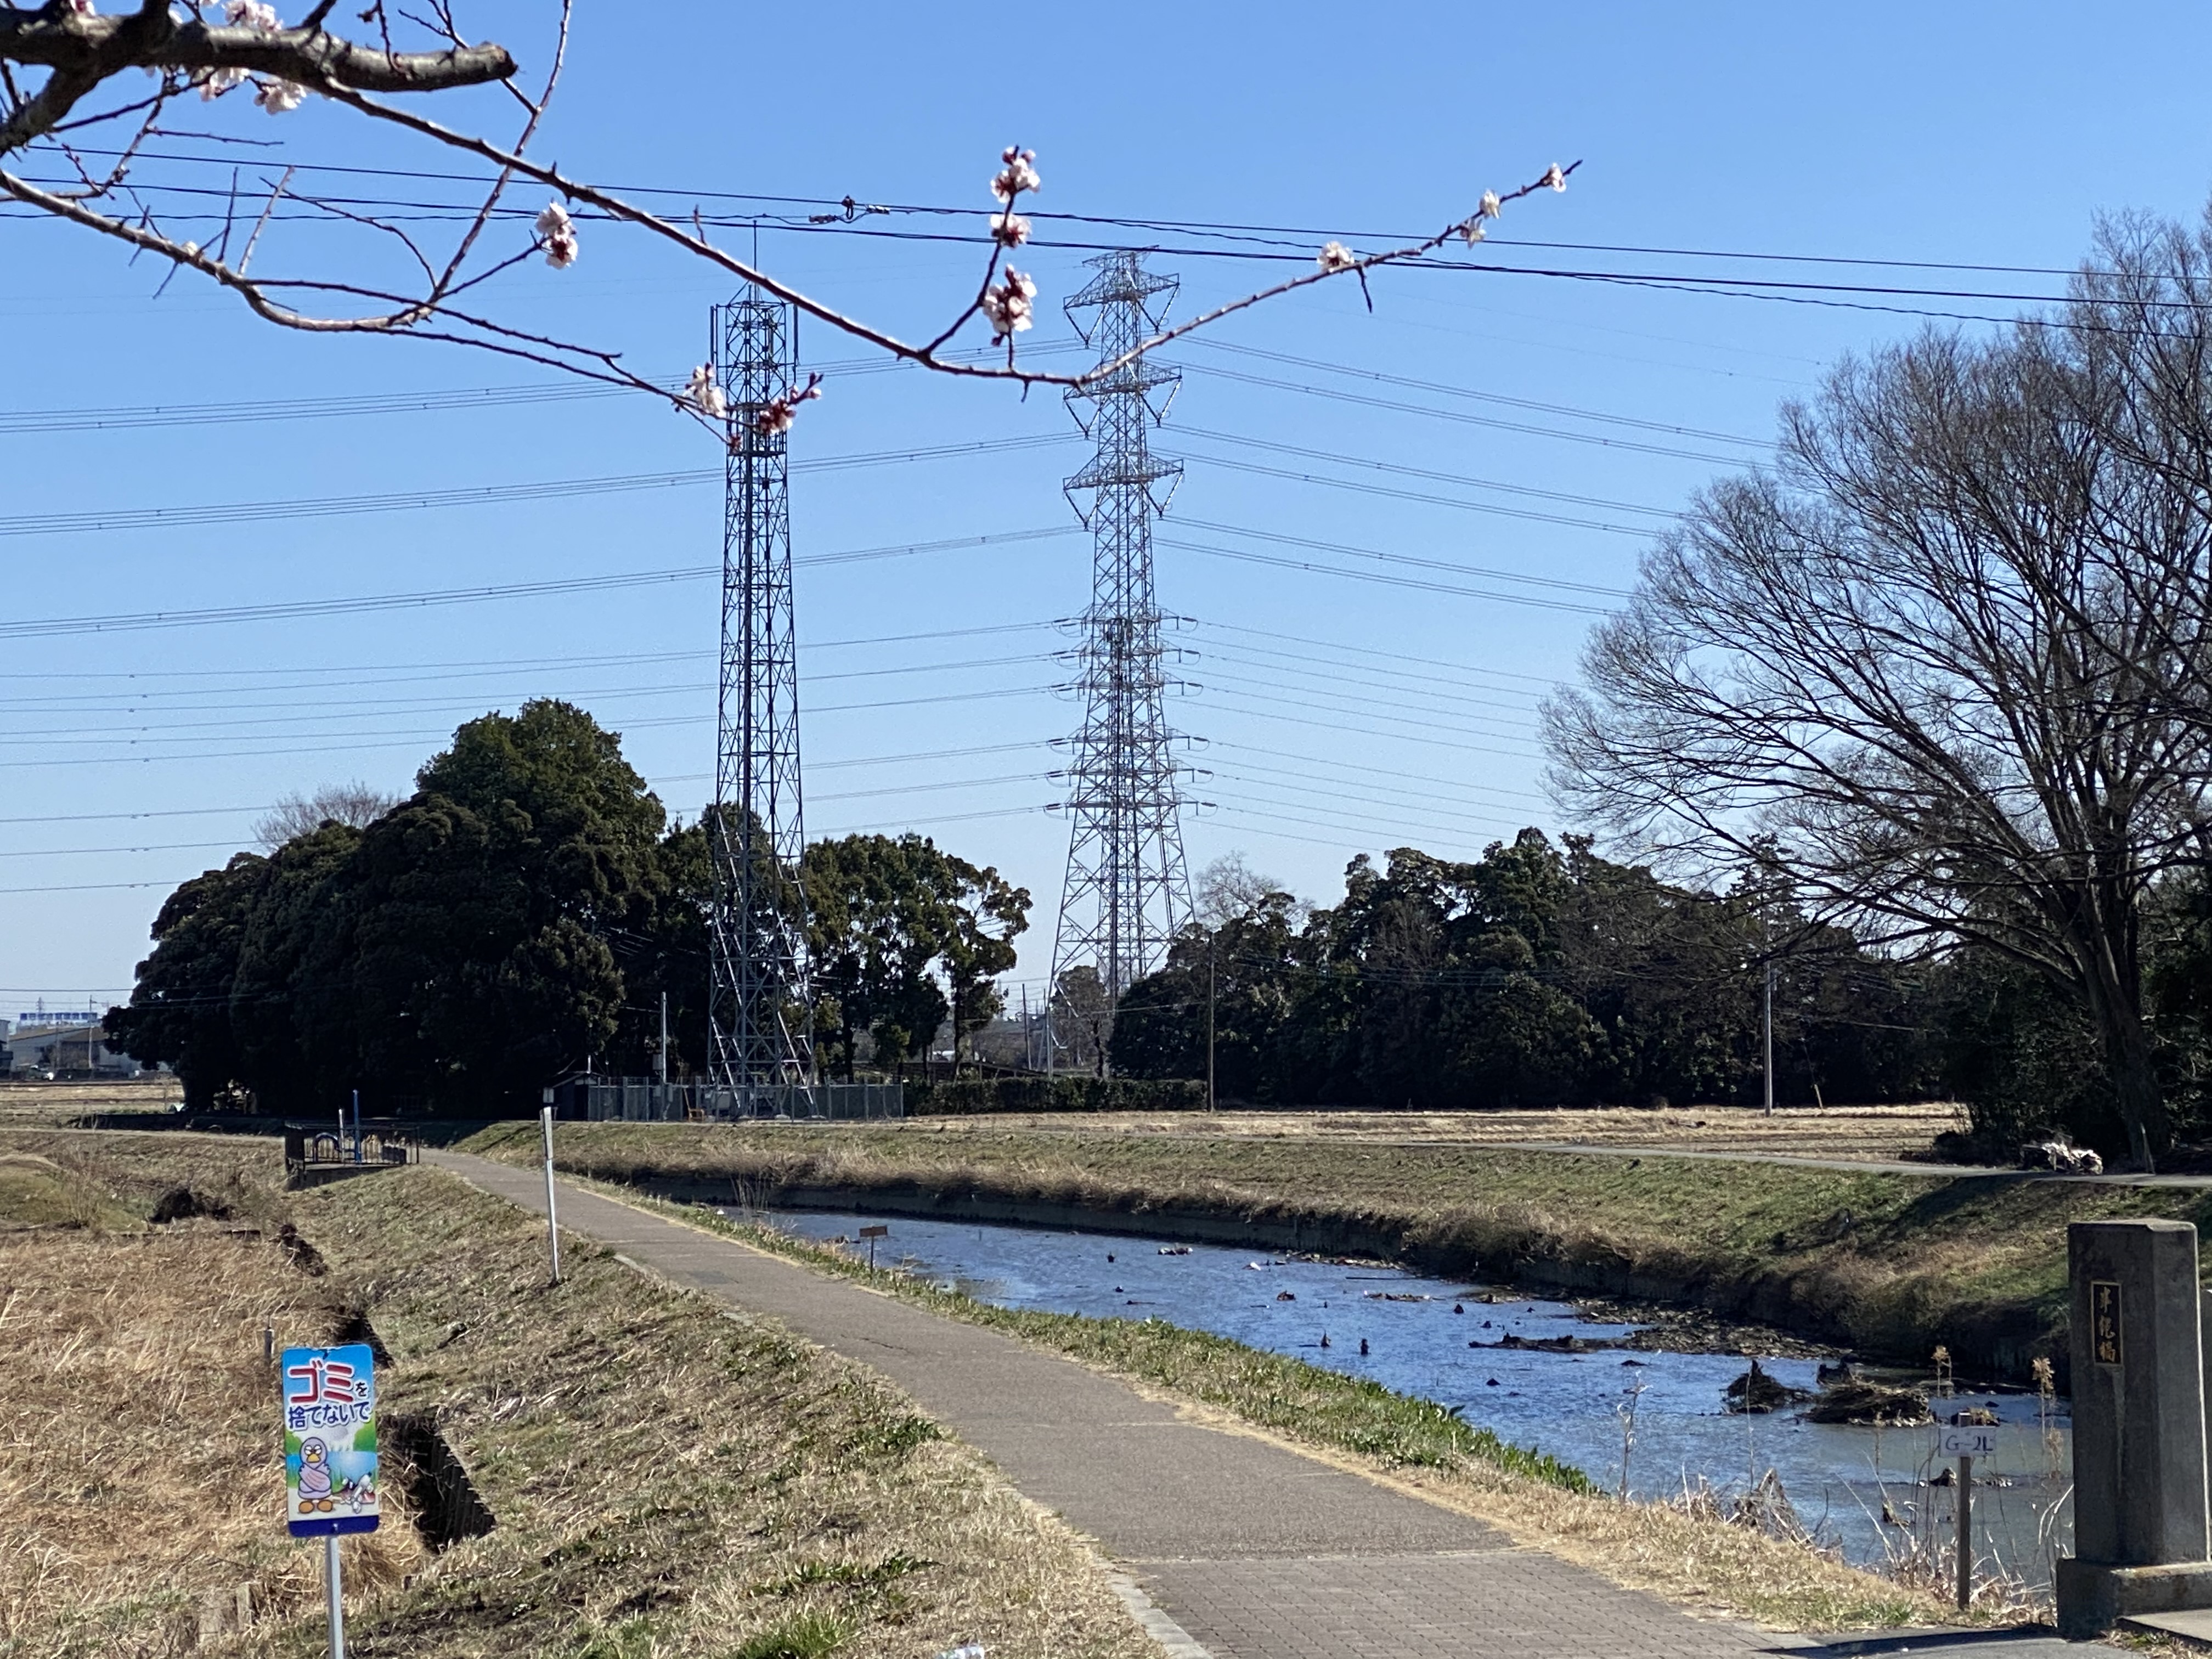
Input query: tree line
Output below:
<box><xmin>1107</xmin><ymin>833</ymin><xmax>2212</xmax><ymax>1149</ymax></box>
<box><xmin>109</xmin><ymin>701</ymin><xmax>1026</xmax><ymax>1114</ymax></box>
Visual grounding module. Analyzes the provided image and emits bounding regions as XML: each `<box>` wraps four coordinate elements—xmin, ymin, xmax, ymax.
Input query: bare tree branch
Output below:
<box><xmin>1</xmin><ymin>3</ymin><xmax>1575</xmax><ymax>415</ymax></box>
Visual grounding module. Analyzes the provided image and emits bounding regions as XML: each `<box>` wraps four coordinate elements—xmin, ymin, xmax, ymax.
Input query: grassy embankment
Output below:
<box><xmin>0</xmin><ymin>1131</ymin><xmax>1157</xmax><ymax>1659</ymax></box>
<box><xmin>464</xmin><ymin>1133</ymin><xmax>1982</xmax><ymax>1633</ymax></box>
<box><xmin>473</xmin><ymin>1116</ymin><xmax>2212</xmax><ymax>1383</ymax></box>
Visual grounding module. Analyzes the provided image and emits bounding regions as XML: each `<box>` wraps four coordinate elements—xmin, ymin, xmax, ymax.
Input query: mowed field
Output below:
<box><xmin>0</xmin><ymin>1077</ymin><xmax>182</xmax><ymax>1128</ymax></box>
<box><xmin>938</xmin><ymin>1102</ymin><xmax>1971</xmax><ymax>1163</ymax></box>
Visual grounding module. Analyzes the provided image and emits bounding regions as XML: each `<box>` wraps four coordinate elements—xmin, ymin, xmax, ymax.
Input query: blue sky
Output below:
<box><xmin>5</xmin><ymin>0</ymin><xmax>2211</xmax><ymax>1019</ymax></box>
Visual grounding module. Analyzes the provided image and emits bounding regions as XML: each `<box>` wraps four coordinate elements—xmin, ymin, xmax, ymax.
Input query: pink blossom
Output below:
<box><xmin>536</xmin><ymin>201</ymin><xmax>578</xmax><ymax>269</ymax></box>
<box><xmin>980</xmin><ymin>268</ymin><xmax>1037</xmax><ymax>340</ymax></box>
<box><xmin>255</xmin><ymin>77</ymin><xmax>305</xmax><ymax>114</ymax></box>
<box><xmin>685</xmin><ymin>364</ymin><xmax>729</xmax><ymax>420</ymax></box>
<box><xmin>751</xmin><ymin>374</ymin><xmax>824</xmax><ymax>437</ymax></box>
<box><xmin>990</xmin><ymin>146</ymin><xmax>1041</xmax><ymax>204</ymax></box>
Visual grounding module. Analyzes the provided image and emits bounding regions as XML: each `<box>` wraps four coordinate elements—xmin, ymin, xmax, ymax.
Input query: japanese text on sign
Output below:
<box><xmin>281</xmin><ymin>1342</ymin><xmax>381</xmax><ymax>1537</ymax></box>
<box><xmin>2091</xmin><ymin>1280</ymin><xmax>2123</xmax><ymax>1367</ymax></box>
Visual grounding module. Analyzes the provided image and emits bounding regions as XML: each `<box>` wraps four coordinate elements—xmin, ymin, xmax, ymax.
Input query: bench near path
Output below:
<box><xmin>426</xmin><ymin>1148</ymin><xmax>2079</xmax><ymax>1659</ymax></box>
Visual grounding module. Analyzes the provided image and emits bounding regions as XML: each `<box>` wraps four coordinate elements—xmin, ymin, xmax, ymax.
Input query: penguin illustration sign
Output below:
<box><xmin>281</xmin><ymin>1344</ymin><xmax>380</xmax><ymax>1536</ymax></box>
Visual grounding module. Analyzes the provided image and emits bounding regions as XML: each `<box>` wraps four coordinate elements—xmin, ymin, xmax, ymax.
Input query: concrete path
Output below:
<box><xmin>427</xmin><ymin>1149</ymin><xmax>2083</xmax><ymax>1659</ymax></box>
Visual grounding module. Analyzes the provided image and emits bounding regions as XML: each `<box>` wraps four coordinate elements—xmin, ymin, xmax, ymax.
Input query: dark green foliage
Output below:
<box><xmin>802</xmin><ymin>833</ymin><xmax>1029</xmax><ymax>1080</ymax></box>
<box><xmin>111</xmin><ymin>702</ymin><xmax>669</xmax><ymax>1115</ymax></box>
<box><xmin>105</xmin><ymin>853</ymin><xmax>268</xmax><ymax>1110</ymax></box>
<box><xmin>907</xmin><ymin>1076</ymin><xmax>1207</xmax><ymax>1115</ymax></box>
<box><xmin>1112</xmin><ymin>830</ymin><xmax>1937</xmax><ymax>1110</ymax></box>
<box><xmin>108</xmin><ymin>704</ymin><xmax>1031</xmax><ymax>1118</ymax></box>
<box><xmin>1932</xmin><ymin>872</ymin><xmax>2212</xmax><ymax>1156</ymax></box>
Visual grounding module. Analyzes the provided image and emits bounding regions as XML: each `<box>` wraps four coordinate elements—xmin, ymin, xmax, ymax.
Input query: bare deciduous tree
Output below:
<box><xmin>1194</xmin><ymin>851</ymin><xmax>1301</xmax><ymax>929</ymax></box>
<box><xmin>2</xmin><ymin>3</ymin><xmax>1575</xmax><ymax>410</ymax></box>
<box><xmin>252</xmin><ymin>780</ymin><xmax>397</xmax><ymax>849</ymax></box>
<box><xmin>1544</xmin><ymin>316</ymin><xmax>2212</xmax><ymax>1167</ymax></box>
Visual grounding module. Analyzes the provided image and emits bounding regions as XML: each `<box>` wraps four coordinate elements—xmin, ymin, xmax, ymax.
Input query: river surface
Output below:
<box><xmin>746</xmin><ymin>1205</ymin><xmax>2074</xmax><ymax>1586</ymax></box>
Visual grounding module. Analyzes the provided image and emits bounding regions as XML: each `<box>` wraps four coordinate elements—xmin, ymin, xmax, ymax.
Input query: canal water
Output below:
<box><xmin>743</xmin><ymin>1205</ymin><xmax>2073</xmax><ymax>1587</ymax></box>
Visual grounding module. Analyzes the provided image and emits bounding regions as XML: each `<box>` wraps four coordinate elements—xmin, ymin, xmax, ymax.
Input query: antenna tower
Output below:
<box><xmin>708</xmin><ymin>290</ymin><xmax>816</xmax><ymax>1102</ymax></box>
<box><xmin>1047</xmin><ymin>251</ymin><xmax>1194</xmax><ymax>1070</ymax></box>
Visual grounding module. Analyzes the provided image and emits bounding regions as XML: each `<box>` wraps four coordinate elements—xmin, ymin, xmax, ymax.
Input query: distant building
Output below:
<box><xmin>2</xmin><ymin>1021</ymin><xmax>138</xmax><ymax>1078</ymax></box>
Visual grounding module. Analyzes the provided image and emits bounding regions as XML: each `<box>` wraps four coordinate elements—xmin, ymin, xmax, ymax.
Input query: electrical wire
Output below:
<box><xmin>0</xmin><ymin>436</ymin><xmax>1076</xmax><ymax>541</ymax></box>
<box><xmin>0</xmin><ymin>529</ymin><xmax>1075</xmax><ymax>642</ymax></box>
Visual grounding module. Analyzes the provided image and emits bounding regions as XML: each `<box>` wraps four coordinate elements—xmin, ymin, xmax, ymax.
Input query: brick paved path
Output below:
<box><xmin>427</xmin><ymin>1150</ymin><xmax>2075</xmax><ymax>1659</ymax></box>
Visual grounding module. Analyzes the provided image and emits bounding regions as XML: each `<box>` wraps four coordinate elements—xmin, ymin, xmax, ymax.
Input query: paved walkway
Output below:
<box><xmin>427</xmin><ymin>1150</ymin><xmax>2086</xmax><ymax>1659</ymax></box>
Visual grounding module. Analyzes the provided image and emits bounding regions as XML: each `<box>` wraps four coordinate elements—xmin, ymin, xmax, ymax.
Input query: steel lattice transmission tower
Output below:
<box><xmin>707</xmin><ymin>290</ymin><xmax>816</xmax><ymax>1098</ymax></box>
<box><xmin>1047</xmin><ymin>251</ymin><xmax>1194</xmax><ymax>1069</ymax></box>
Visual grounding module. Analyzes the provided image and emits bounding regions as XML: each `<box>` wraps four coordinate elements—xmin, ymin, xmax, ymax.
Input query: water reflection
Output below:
<box><xmin>743</xmin><ymin>1206</ymin><xmax>2072</xmax><ymax>1585</ymax></box>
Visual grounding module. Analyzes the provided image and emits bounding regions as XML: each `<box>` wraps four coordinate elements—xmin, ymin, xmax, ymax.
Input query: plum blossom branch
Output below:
<box><xmin>1</xmin><ymin>3</ymin><xmax>1581</xmax><ymax>420</ymax></box>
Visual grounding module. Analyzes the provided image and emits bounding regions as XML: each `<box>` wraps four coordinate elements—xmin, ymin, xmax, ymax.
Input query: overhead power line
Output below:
<box><xmin>0</xmin><ymin>436</ymin><xmax>1074</xmax><ymax>541</ymax></box>
<box><xmin>33</xmin><ymin>146</ymin><xmax>2122</xmax><ymax>281</ymax></box>
<box><xmin>0</xmin><ymin>528</ymin><xmax>1076</xmax><ymax>641</ymax></box>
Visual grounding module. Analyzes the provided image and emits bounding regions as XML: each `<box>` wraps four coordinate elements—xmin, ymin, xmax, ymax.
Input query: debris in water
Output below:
<box><xmin>1158</xmin><ymin>1245</ymin><xmax>1191</xmax><ymax>1256</ymax></box>
<box><xmin>1802</xmin><ymin>1379</ymin><xmax>1932</xmax><ymax>1425</ymax></box>
<box><xmin>1358</xmin><ymin>1338</ymin><xmax>1369</xmax><ymax>1356</ymax></box>
<box><xmin>1470</xmin><ymin>1332</ymin><xmax>1625</xmax><ymax>1354</ymax></box>
<box><xmin>1453</xmin><ymin>1304</ymin><xmax>1464</xmax><ymax>1314</ymax></box>
<box><xmin>1276</xmin><ymin>1291</ymin><xmax>1296</xmax><ymax>1301</ymax></box>
<box><xmin>1724</xmin><ymin>1358</ymin><xmax>1813</xmax><ymax>1414</ymax></box>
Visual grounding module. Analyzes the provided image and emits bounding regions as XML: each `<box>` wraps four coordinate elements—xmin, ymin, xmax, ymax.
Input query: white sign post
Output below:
<box><xmin>282</xmin><ymin>1342</ymin><xmax>380</xmax><ymax>1659</ymax></box>
<box><xmin>540</xmin><ymin>1103</ymin><xmax>562</xmax><ymax>1285</ymax></box>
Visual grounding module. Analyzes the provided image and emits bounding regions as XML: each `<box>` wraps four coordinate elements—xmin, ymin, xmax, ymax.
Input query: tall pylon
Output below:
<box><xmin>707</xmin><ymin>290</ymin><xmax>816</xmax><ymax>1102</ymax></box>
<box><xmin>1046</xmin><ymin>251</ymin><xmax>1194</xmax><ymax>1073</ymax></box>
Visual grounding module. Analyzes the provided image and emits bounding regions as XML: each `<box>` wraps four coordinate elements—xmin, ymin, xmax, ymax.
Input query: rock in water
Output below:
<box><xmin>1801</xmin><ymin>1379</ymin><xmax>1933</xmax><ymax>1425</ymax></box>
<box><xmin>1723</xmin><ymin>1358</ymin><xmax>1813</xmax><ymax>1414</ymax></box>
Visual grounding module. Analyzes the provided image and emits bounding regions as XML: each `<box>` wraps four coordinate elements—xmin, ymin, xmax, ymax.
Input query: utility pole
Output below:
<box><xmin>1206</xmin><ymin>938</ymin><xmax>1217</xmax><ymax>1113</ymax></box>
<box><xmin>657</xmin><ymin>991</ymin><xmax>669</xmax><ymax>1087</ymax></box>
<box><xmin>1762</xmin><ymin>958</ymin><xmax>1776</xmax><ymax>1117</ymax></box>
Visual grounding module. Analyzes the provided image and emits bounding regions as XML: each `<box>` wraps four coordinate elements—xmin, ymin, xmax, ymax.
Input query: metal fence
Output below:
<box><xmin>283</xmin><ymin>1122</ymin><xmax>419</xmax><ymax>1173</ymax></box>
<box><xmin>580</xmin><ymin>1080</ymin><xmax>902</xmax><ymax>1122</ymax></box>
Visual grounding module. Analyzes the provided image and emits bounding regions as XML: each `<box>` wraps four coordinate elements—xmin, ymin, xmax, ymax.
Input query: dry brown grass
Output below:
<box><xmin>0</xmin><ymin>1144</ymin><xmax>419</xmax><ymax>1657</ymax></box>
<box><xmin>284</xmin><ymin>1166</ymin><xmax>1157</xmax><ymax>1659</ymax></box>
<box><xmin>0</xmin><ymin>1131</ymin><xmax>1158</xmax><ymax>1659</ymax></box>
<box><xmin>936</xmin><ymin>1102</ymin><xmax>1973</xmax><ymax>1163</ymax></box>
<box><xmin>0</xmin><ymin>1079</ymin><xmax>183</xmax><ymax>1128</ymax></box>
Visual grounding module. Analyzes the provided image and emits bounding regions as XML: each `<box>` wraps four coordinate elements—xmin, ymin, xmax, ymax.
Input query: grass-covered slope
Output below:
<box><xmin>0</xmin><ymin>1131</ymin><xmax>1156</xmax><ymax>1659</ymax></box>
<box><xmin>470</xmin><ymin>1117</ymin><xmax>2212</xmax><ymax>1380</ymax></box>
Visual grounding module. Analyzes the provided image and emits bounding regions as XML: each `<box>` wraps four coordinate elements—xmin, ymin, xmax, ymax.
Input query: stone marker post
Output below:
<box><xmin>2057</xmin><ymin>1220</ymin><xmax>2212</xmax><ymax>1637</ymax></box>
